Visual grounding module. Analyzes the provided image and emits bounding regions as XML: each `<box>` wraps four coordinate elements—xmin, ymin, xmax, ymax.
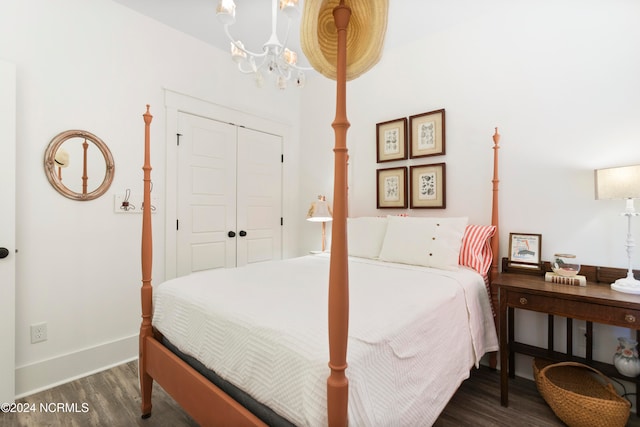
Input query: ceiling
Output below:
<box><xmin>111</xmin><ymin>1</ymin><xmax>492</xmax><ymax>71</ymax></box>
<box><xmin>112</xmin><ymin>0</ymin><xmax>315</xmax><ymax>68</ymax></box>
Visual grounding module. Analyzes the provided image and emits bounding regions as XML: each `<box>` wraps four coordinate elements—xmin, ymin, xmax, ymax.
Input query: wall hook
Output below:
<box><xmin>120</xmin><ymin>188</ymin><xmax>136</xmax><ymax>211</ymax></box>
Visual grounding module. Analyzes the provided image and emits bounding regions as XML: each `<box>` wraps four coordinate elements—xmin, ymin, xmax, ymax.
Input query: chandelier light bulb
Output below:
<box><xmin>216</xmin><ymin>0</ymin><xmax>236</xmax><ymax>25</ymax></box>
<box><xmin>279</xmin><ymin>0</ymin><xmax>300</xmax><ymax>18</ymax></box>
<box><xmin>277</xmin><ymin>75</ymin><xmax>287</xmax><ymax>90</ymax></box>
<box><xmin>255</xmin><ymin>72</ymin><xmax>265</xmax><ymax>88</ymax></box>
<box><xmin>230</xmin><ymin>41</ymin><xmax>246</xmax><ymax>63</ymax></box>
<box><xmin>295</xmin><ymin>71</ymin><xmax>305</xmax><ymax>88</ymax></box>
<box><xmin>283</xmin><ymin>48</ymin><xmax>297</xmax><ymax>66</ymax></box>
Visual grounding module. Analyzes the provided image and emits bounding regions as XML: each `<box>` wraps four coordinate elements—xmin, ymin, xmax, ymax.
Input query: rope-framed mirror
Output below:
<box><xmin>44</xmin><ymin>130</ymin><xmax>115</xmax><ymax>201</ymax></box>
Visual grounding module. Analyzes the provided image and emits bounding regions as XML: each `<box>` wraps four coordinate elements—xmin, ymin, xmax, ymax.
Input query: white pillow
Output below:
<box><xmin>347</xmin><ymin>216</ymin><xmax>388</xmax><ymax>259</ymax></box>
<box><xmin>378</xmin><ymin>216</ymin><xmax>469</xmax><ymax>270</ymax></box>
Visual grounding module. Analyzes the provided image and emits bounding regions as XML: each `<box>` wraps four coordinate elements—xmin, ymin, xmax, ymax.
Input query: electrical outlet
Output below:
<box><xmin>31</xmin><ymin>323</ymin><xmax>47</xmax><ymax>344</ymax></box>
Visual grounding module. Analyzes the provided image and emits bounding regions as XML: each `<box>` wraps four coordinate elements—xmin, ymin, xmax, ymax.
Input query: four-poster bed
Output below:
<box><xmin>138</xmin><ymin>1</ymin><xmax>502</xmax><ymax>425</ymax></box>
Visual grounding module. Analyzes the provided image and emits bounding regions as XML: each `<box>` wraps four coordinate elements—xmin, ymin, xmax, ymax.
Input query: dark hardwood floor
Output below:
<box><xmin>1</xmin><ymin>361</ymin><xmax>638</xmax><ymax>426</ymax></box>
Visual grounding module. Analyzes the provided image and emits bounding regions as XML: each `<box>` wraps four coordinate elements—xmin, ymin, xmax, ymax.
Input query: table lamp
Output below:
<box><xmin>595</xmin><ymin>164</ymin><xmax>640</xmax><ymax>293</ymax></box>
<box><xmin>307</xmin><ymin>195</ymin><xmax>332</xmax><ymax>252</ymax></box>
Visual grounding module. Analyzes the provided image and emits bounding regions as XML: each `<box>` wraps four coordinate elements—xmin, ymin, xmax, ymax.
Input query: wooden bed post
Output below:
<box><xmin>489</xmin><ymin>127</ymin><xmax>500</xmax><ymax>283</ymax></box>
<box><xmin>327</xmin><ymin>2</ymin><xmax>351</xmax><ymax>426</ymax></box>
<box><xmin>140</xmin><ymin>105</ymin><xmax>154</xmax><ymax>419</ymax></box>
<box><xmin>488</xmin><ymin>127</ymin><xmax>501</xmax><ymax>370</ymax></box>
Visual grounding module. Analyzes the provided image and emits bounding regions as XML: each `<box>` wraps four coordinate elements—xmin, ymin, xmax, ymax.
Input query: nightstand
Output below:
<box><xmin>494</xmin><ymin>271</ymin><xmax>640</xmax><ymax>412</ymax></box>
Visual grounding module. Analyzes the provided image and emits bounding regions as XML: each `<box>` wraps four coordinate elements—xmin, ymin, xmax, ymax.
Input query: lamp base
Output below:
<box><xmin>611</xmin><ymin>275</ymin><xmax>640</xmax><ymax>294</ymax></box>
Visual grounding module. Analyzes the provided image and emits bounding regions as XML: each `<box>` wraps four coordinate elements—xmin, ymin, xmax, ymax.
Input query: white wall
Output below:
<box><xmin>0</xmin><ymin>0</ymin><xmax>303</xmax><ymax>396</ymax></box>
<box><xmin>300</xmin><ymin>0</ymin><xmax>640</xmax><ymax>380</ymax></box>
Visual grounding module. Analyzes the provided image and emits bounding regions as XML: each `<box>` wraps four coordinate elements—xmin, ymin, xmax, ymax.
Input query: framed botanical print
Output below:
<box><xmin>376</xmin><ymin>166</ymin><xmax>408</xmax><ymax>209</ymax></box>
<box><xmin>376</xmin><ymin>117</ymin><xmax>408</xmax><ymax>163</ymax></box>
<box><xmin>410</xmin><ymin>163</ymin><xmax>446</xmax><ymax>209</ymax></box>
<box><xmin>409</xmin><ymin>109</ymin><xmax>445</xmax><ymax>158</ymax></box>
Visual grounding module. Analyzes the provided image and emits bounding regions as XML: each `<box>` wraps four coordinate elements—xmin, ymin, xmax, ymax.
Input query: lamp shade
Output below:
<box><xmin>595</xmin><ymin>165</ymin><xmax>640</xmax><ymax>200</ymax></box>
<box><xmin>307</xmin><ymin>196</ymin><xmax>333</xmax><ymax>222</ymax></box>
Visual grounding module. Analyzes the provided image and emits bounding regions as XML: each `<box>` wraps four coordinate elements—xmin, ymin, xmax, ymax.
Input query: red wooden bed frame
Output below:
<box><xmin>138</xmin><ymin>3</ymin><xmax>501</xmax><ymax>426</ymax></box>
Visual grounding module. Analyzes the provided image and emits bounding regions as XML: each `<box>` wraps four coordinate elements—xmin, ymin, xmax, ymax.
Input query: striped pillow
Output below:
<box><xmin>459</xmin><ymin>225</ymin><xmax>496</xmax><ymax>277</ymax></box>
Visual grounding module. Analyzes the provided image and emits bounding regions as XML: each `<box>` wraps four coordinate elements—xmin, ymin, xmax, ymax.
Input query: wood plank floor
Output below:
<box><xmin>1</xmin><ymin>361</ymin><xmax>638</xmax><ymax>426</ymax></box>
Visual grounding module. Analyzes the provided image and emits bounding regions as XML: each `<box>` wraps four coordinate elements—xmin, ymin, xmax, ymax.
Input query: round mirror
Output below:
<box><xmin>44</xmin><ymin>130</ymin><xmax>115</xmax><ymax>201</ymax></box>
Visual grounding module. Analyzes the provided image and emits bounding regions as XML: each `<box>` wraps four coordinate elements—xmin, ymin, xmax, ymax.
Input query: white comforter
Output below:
<box><xmin>153</xmin><ymin>253</ymin><xmax>498</xmax><ymax>426</ymax></box>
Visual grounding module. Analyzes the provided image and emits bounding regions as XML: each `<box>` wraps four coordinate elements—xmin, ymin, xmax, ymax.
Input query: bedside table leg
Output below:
<box><xmin>508</xmin><ymin>307</ymin><xmax>515</xmax><ymax>379</ymax></box>
<box><xmin>500</xmin><ymin>293</ymin><xmax>509</xmax><ymax>406</ymax></box>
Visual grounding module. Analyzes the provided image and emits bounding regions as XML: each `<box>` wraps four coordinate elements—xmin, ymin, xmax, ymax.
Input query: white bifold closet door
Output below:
<box><xmin>176</xmin><ymin>112</ymin><xmax>282</xmax><ymax>277</ymax></box>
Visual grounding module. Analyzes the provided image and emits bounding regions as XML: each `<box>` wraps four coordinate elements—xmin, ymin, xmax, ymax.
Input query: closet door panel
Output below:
<box><xmin>236</xmin><ymin>127</ymin><xmax>283</xmax><ymax>266</ymax></box>
<box><xmin>177</xmin><ymin>113</ymin><xmax>237</xmax><ymax>276</ymax></box>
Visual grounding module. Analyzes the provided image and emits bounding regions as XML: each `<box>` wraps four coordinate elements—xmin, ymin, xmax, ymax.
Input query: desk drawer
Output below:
<box><xmin>507</xmin><ymin>291</ymin><xmax>640</xmax><ymax>329</ymax></box>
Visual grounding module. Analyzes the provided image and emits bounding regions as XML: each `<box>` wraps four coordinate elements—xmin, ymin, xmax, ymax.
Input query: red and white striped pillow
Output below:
<box><xmin>458</xmin><ymin>224</ymin><xmax>496</xmax><ymax>277</ymax></box>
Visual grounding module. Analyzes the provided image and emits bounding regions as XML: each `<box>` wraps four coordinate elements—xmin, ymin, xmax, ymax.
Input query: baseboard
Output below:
<box><xmin>15</xmin><ymin>334</ymin><xmax>138</xmax><ymax>398</ymax></box>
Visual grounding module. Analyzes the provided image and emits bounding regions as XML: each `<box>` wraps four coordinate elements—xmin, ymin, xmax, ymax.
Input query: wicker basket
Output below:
<box><xmin>532</xmin><ymin>359</ymin><xmax>631</xmax><ymax>427</ymax></box>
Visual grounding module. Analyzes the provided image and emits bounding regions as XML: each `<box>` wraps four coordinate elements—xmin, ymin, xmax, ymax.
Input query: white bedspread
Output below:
<box><xmin>153</xmin><ymin>253</ymin><xmax>498</xmax><ymax>426</ymax></box>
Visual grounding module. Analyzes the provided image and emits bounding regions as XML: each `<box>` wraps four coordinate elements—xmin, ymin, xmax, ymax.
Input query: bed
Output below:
<box><xmin>138</xmin><ymin>2</ymin><xmax>502</xmax><ymax>426</ymax></box>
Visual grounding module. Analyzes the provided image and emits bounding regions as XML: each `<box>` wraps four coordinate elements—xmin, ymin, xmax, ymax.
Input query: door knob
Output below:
<box><xmin>0</xmin><ymin>247</ymin><xmax>9</xmax><ymax>259</ymax></box>
<box><xmin>228</xmin><ymin>231</ymin><xmax>236</xmax><ymax>238</ymax></box>
<box><xmin>239</xmin><ymin>230</ymin><xmax>247</xmax><ymax>237</ymax></box>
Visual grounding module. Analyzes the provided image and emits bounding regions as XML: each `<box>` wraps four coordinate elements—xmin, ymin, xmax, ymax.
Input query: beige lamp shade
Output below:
<box><xmin>595</xmin><ymin>165</ymin><xmax>640</xmax><ymax>200</ymax></box>
<box><xmin>300</xmin><ymin>0</ymin><xmax>389</xmax><ymax>81</ymax></box>
<box><xmin>307</xmin><ymin>195</ymin><xmax>333</xmax><ymax>222</ymax></box>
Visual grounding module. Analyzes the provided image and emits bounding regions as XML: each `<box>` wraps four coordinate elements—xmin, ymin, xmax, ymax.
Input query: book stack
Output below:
<box><xmin>545</xmin><ymin>272</ymin><xmax>586</xmax><ymax>286</ymax></box>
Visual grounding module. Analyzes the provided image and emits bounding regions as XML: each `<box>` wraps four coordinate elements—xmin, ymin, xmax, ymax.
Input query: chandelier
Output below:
<box><xmin>216</xmin><ymin>0</ymin><xmax>309</xmax><ymax>89</ymax></box>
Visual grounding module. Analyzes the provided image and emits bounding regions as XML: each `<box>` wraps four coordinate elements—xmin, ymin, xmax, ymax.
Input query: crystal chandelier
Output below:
<box><xmin>216</xmin><ymin>0</ymin><xmax>309</xmax><ymax>89</ymax></box>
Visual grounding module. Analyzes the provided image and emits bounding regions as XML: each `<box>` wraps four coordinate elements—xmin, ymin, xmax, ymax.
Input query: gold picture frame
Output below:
<box><xmin>410</xmin><ymin>163</ymin><xmax>446</xmax><ymax>209</ymax></box>
<box><xmin>376</xmin><ymin>117</ymin><xmax>408</xmax><ymax>163</ymax></box>
<box><xmin>376</xmin><ymin>166</ymin><xmax>408</xmax><ymax>209</ymax></box>
<box><xmin>409</xmin><ymin>109</ymin><xmax>445</xmax><ymax>158</ymax></box>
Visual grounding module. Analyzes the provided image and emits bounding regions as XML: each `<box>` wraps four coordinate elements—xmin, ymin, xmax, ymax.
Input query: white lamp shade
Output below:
<box><xmin>307</xmin><ymin>197</ymin><xmax>332</xmax><ymax>222</ymax></box>
<box><xmin>595</xmin><ymin>164</ymin><xmax>640</xmax><ymax>200</ymax></box>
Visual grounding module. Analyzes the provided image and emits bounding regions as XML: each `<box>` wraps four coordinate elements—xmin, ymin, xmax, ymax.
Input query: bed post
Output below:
<box><xmin>327</xmin><ymin>2</ymin><xmax>350</xmax><ymax>427</ymax></box>
<box><xmin>488</xmin><ymin>127</ymin><xmax>500</xmax><ymax>370</ymax></box>
<box><xmin>489</xmin><ymin>127</ymin><xmax>500</xmax><ymax>283</ymax></box>
<box><xmin>140</xmin><ymin>105</ymin><xmax>154</xmax><ymax>418</ymax></box>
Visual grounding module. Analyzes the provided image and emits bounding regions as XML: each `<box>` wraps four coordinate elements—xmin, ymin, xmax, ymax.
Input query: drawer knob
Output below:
<box><xmin>625</xmin><ymin>314</ymin><xmax>637</xmax><ymax>324</ymax></box>
<box><xmin>519</xmin><ymin>297</ymin><xmax>528</xmax><ymax>305</ymax></box>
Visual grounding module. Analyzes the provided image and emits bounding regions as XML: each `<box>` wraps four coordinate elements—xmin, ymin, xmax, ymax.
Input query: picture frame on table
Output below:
<box><xmin>409</xmin><ymin>109</ymin><xmax>445</xmax><ymax>158</ymax></box>
<box><xmin>409</xmin><ymin>163</ymin><xmax>446</xmax><ymax>209</ymax></box>
<box><xmin>376</xmin><ymin>166</ymin><xmax>408</xmax><ymax>209</ymax></box>
<box><xmin>507</xmin><ymin>232</ymin><xmax>543</xmax><ymax>272</ymax></box>
<box><xmin>376</xmin><ymin>117</ymin><xmax>408</xmax><ymax>163</ymax></box>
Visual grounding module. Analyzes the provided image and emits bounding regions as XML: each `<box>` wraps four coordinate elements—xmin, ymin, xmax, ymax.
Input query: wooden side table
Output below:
<box><xmin>494</xmin><ymin>271</ymin><xmax>640</xmax><ymax>411</ymax></box>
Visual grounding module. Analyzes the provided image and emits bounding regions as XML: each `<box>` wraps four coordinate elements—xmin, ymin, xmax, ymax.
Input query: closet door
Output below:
<box><xmin>177</xmin><ymin>113</ymin><xmax>237</xmax><ymax>276</ymax></box>
<box><xmin>176</xmin><ymin>113</ymin><xmax>283</xmax><ymax>276</ymax></box>
<box><xmin>236</xmin><ymin>127</ymin><xmax>282</xmax><ymax>266</ymax></box>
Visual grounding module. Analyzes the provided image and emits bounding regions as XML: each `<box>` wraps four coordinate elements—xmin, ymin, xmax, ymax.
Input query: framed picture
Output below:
<box><xmin>376</xmin><ymin>167</ymin><xmax>408</xmax><ymax>209</ymax></box>
<box><xmin>409</xmin><ymin>109</ymin><xmax>445</xmax><ymax>158</ymax></box>
<box><xmin>376</xmin><ymin>117</ymin><xmax>408</xmax><ymax>163</ymax></box>
<box><xmin>508</xmin><ymin>233</ymin><xmax>542</xmax><ymax>268</ymax></box>
<box><xmin>409</xmin><ymin>163</ymin><xmax>446</xmax><ymax>209</ymax></box>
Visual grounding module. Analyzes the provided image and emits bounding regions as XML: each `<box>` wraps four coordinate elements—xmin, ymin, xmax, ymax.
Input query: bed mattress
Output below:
<box><xmin>153</xmin><ymin>253</ymin><xmax>498</xmax><ymax>426</ymax></box>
